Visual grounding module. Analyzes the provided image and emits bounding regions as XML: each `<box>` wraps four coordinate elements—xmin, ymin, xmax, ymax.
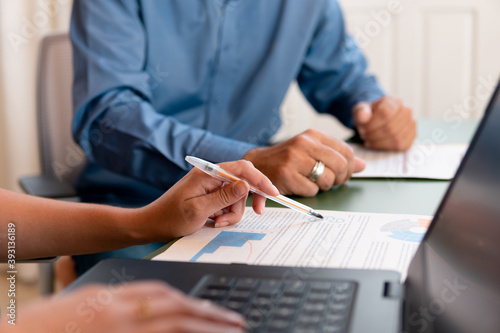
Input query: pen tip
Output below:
<box><xmin>311</xmin><ymin>211</ymin><xmax>324</xmax><ymax>220</ymax></box>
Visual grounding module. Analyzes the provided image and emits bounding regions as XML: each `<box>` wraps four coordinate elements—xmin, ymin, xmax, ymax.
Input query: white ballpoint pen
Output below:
<box><xmin>186</xmin><ymin>156</ymin><xmax>324</xmax><ymax>220</ymax></box>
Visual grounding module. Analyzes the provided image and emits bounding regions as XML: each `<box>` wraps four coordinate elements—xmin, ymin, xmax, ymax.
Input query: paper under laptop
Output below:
<box><xmin>153</xmin><ymin>208</ymin><xmax>431</xmax><ymax>280</ymax></box>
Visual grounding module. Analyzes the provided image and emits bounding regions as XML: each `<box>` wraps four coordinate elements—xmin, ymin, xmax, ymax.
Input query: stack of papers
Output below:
<box><xmin>350</xmin><ymin>143</ymin><xmax>468</xmax><ymax>179</ymax></box>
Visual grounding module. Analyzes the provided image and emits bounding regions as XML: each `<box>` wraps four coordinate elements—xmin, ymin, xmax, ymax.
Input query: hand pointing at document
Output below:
<box><xmin>244</xmin><ymin>129</ymin><xmax>366</xmax><ymax>197</ymax></box>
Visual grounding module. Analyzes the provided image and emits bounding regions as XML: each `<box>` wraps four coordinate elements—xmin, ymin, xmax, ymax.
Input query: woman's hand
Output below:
<box><xmin>0</xmin><ymin>159</ymin><xmax>277</xmax><ymax>259</ymax></box>
<box><xmin>13</xmin><ymin>281</ymin><xmax>245</xmax><ymax>333</ymax></box>
<box><xmin>136</xmin><ymin>160</ymin><xmax>279</xmax><ymax>241</ymax></box>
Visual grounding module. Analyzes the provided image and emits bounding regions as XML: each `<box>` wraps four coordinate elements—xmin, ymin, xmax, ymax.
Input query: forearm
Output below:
<box><xmin>0</xmin><ymin>189</ymin><xmax>146</xmax><ymax>260</ymax></box>
<box><xmin>75</xmin><ymin>90</ymin><xmax>257</xmax><ymax>188</ymax></box>
<box><xmin>298</xmin><ymin>1</ymin><xmax>384</xmax><ymax>128</ymax></box>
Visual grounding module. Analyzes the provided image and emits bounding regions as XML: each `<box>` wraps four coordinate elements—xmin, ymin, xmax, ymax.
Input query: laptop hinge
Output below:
<box><xmin>383</xmin><ymin>281</ymin><xmax>404</xmax><ymax>299</ymax></box>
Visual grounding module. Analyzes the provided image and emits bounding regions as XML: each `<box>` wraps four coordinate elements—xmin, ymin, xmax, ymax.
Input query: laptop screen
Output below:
<box><xmin>406</xmin><ymin>81</ymin><xmax>500</xmax><ymax>333</ymax></box>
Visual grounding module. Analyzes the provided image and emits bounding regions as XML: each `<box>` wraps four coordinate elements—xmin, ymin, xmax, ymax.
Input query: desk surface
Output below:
<box><xmin>146</xmin><ymin>119</ymin><xmax>478</xmax><ymax>259</ymax></box>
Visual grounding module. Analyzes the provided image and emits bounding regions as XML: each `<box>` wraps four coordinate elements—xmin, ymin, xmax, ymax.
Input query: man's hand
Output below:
<box><xmin>243</xmin><ymin>129</ymin><xmax>366</xmax><ymax>197</ymax></box>
<box><xmin>353</xmin><ymin>96</ymin><xmax>417</xmax><ymax>151</ymax></box>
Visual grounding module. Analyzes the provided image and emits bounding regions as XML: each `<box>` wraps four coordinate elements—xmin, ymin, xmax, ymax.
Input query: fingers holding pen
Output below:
<box><xmin>218</xmin><ymin>160</ymin><xmax>279</xmax><ymax>215</ymax></box>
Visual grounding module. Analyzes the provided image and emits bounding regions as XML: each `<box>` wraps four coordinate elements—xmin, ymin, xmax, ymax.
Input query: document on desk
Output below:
<box><xmin>350</xmin><ymin>143</ymin><xmax>468</xmax><ymax>179</ymax></box>
<box><xmin>153</xmin><ymin>208</ymin><xmax>432</xmax><ymax>280</ymax></box>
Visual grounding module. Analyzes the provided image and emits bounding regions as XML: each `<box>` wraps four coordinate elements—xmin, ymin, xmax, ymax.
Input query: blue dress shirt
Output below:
<box><xmin>71</xmin><ymin>0</ymin><xmax>384</xmax><ymax>204</ymax></box>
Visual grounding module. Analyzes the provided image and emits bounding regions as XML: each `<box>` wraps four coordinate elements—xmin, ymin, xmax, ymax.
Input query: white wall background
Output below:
<box><xmin>0</xmin><ymin>0</ymin><xmax>499</xmax><ymax>191</ymax></box>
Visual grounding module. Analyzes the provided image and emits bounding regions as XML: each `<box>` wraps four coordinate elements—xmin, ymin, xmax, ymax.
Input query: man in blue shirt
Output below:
<box><xmin>70</xmin><ymin>0</ymin><xmax>416</xmax><ymax>273</ymax></box>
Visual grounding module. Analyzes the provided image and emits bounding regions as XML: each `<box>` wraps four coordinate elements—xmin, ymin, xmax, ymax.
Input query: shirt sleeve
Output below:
<box><xmin>297</xmin><ymin>0</ymin><xmax>385</xmax><ymax>129</ymax></box>
<box><xmin>70</xmin><ymin>0</ymin><xmax>256</xmax><ymax>188</ymax></box>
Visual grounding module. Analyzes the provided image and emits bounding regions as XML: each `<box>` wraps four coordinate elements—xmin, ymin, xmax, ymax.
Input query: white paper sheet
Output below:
<box><xmin>350</xmin><ymin>143</ymin><xmax>468</xmax><ymax>179</ymax></box>
<box><xmin>154</xmin><ymin>208</ymin><xmax>432</xmax><ymax>280</ymax></box>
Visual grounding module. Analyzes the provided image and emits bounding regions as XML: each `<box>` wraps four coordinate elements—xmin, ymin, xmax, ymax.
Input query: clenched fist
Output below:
<box><xmin>353</xmin><ymin>96</ymin><xmax>417</xmax><ymax>151</ymax></box>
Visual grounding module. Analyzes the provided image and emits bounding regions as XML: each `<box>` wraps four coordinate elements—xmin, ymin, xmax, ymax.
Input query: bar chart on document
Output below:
<box><xmin>189</xmin><ymin>231</ymin><xmax>267</xmax><ymax>262</ymax></box>
<box><xmin>155</xmin><ymin>208</ymin><xmax>432</xmax><ymax>279</ymax></box>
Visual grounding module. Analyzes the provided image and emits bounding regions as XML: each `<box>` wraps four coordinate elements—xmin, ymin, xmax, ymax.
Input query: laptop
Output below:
<box><xmin>67</xmin><ymin>81</ymin><xmax>500</xmax><ymax>333</ymax></box>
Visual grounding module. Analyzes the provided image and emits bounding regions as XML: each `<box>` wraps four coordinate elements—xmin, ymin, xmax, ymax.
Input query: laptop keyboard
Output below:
<box><xmin>189</xmin><ymin>274</ymin><xmax>357</xmax><ymax>333</ymax></box>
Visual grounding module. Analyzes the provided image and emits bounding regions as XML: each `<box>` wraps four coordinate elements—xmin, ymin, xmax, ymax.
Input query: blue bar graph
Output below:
<box><xmin>190</xmin><ymin>231</ymin><xmax>266</xmax><ymax>262</ymax></box>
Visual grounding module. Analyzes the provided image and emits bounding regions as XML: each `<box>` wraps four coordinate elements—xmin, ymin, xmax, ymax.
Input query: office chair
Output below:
<box><xmin>18</xmin><ymin>33</ymin><xmax>85</xmax><ymax>295</ymax></box>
